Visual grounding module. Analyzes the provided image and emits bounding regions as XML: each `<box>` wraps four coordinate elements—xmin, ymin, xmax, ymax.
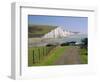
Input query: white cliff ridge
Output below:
<box><xmin>42</xmin><ymin>26</ymin><xmax>79</xmax><ymax>38</ymax></box>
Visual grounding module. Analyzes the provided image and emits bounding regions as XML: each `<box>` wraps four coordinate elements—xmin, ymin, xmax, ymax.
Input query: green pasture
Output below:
<box><xmin>28</xmin><ymin>46</ymin><xmax>68</xmax><ymax>66</ymax></box>
<box><xmin>80</xmin><ymin>48</ymin><xmax>88</xmax><ymax>64</ymax></box>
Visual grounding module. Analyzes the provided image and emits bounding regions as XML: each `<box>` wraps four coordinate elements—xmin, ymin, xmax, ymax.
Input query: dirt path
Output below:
<box><xmin>53</xmin><ymin>46</ymin><xmax>81</xmax><ymax>65</ymax></box>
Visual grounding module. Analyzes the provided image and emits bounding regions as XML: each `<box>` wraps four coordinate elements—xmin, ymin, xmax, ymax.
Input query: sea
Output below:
<box><xmin>45</xmin><ymin>34</ymin><xmax>87</xmax><ymax>44</ymax></box>
<box><xmin>28</xmin><ymin>34</ymin><xmax>87</xmax><ymax>47</ymax></box>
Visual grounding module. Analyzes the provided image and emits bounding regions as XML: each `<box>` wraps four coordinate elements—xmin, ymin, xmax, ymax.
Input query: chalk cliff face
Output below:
<box><xmin>42</xmin><ymin>27</ymin><xmax>79</xmax><ymax>38</ymax></box>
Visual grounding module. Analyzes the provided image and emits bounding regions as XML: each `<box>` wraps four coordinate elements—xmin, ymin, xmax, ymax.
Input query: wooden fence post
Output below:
<box><xmin>33</xmin><ymin>50</ymin><xmax>35</xmax><ymax>64</ymax></box>
<box><xmin>38</xmin><ymin>48</ymin><xmax>40</xmax><ymax>63</ymax></box>
<box><xmin>43</xmin><ymin>47</ymin><xmax>45</xmax><ymax>56</ymax></box>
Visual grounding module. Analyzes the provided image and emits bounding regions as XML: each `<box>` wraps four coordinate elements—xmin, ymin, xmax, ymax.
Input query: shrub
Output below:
<box><xmin>61</xmin><ymin>41</ymin><xmax>76</xmax><ymax>46</ymax></box>
<box><xmin>46</xmin><ymin>44</ymin><xmax>54</xmax><ymax>47</ymax></box>
<box><xmin>61</xmin><ymin>42</ymin><xmax>69</xmax><ymax>46</ymax></box>
<box><xmin>80</xmin><ymin>38</ymin><xmax>88</xmax><ymax>49</ymax></box>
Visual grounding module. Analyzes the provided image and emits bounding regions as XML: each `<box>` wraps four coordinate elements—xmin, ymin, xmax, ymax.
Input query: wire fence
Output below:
<box><xmin>32</xmin><ymin>46</ymin><xmax>56</xmax><ymax>64</ymax></box>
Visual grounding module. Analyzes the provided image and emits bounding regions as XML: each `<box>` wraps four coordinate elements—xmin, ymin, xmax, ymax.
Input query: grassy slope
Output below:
<box><xmin>28</xmin><ymin>25</ymin><xmax>57</xmax><ymax>38</ymax></box>
<box><xmin>80</xmin><ymin>48</ymin><xmax>88</xmax><ymax>64</ymax></box>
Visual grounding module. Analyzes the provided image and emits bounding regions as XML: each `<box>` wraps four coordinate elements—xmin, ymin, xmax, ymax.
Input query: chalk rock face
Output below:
<box><xmin>42</xmin><ymin>26</ymin><xmax>78</xmax><ymax>38</ymax></box>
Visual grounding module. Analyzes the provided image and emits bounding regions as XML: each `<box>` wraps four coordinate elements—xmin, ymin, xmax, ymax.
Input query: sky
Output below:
<box><xmin>28</xmin><ymin>15</ymin><xmax>88</xmax><ymax>34</ymax></box>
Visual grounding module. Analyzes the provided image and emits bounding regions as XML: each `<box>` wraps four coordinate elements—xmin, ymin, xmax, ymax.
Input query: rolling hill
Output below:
<box><xmin>28</xmin><ymin>25</ymin><xmax>57</xmax><ymax>38</ymax></box>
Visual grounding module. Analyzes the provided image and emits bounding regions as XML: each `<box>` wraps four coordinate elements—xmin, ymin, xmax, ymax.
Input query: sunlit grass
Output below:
<box><xmin>28</xmin><ymin>46</ymin><xmax>68</xmax><ymax>66</ymax></box>
<box><xmin>80</xmin><ymin>48</ymin><xmax>88</xmax><ymax>64</ymax></box>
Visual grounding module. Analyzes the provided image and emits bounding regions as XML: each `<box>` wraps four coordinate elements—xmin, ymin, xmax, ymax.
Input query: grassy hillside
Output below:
<box><xmin>28</xmin><ymin>25</ymin><xmax>57</xmax><ymax>38</ymax></box>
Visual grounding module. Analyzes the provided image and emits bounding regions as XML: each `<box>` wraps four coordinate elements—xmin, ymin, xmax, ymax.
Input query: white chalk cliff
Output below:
<box><xmin>42</xmin><ymin>26</ymin><xmax>79</xmax><ymax>38</ymax></box>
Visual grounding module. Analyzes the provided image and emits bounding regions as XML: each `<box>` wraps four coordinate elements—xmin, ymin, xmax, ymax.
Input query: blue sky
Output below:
<box><xmin>28</xmin><ymin>15</ymin><xmax>88</xmax><ymax>34</ymax></box>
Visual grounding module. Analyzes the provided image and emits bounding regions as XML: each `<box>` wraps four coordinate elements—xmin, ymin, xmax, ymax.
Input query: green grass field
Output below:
<box><xmin>28</xmin><ymin>46</ymin><xmax>68</xmax><ymax>66</ymax></box>
<box><xmin>40</xmin><ymin>46</ymin><xmax>68</xmax><ymax>65</ymax></box>
<box><xmin>80</xmin><ymin>48</ymin><xmax>88</xmax><ymax>64</ymax></box>
<box><xmin>28</xmin><ymin>46</ymin><xmax>88</xmax><ymax>66</ymax></box>
<box><xmin>28</xmin><ymin>46</ymin><xmax>54</xmax><ymax>66</ymax></box>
